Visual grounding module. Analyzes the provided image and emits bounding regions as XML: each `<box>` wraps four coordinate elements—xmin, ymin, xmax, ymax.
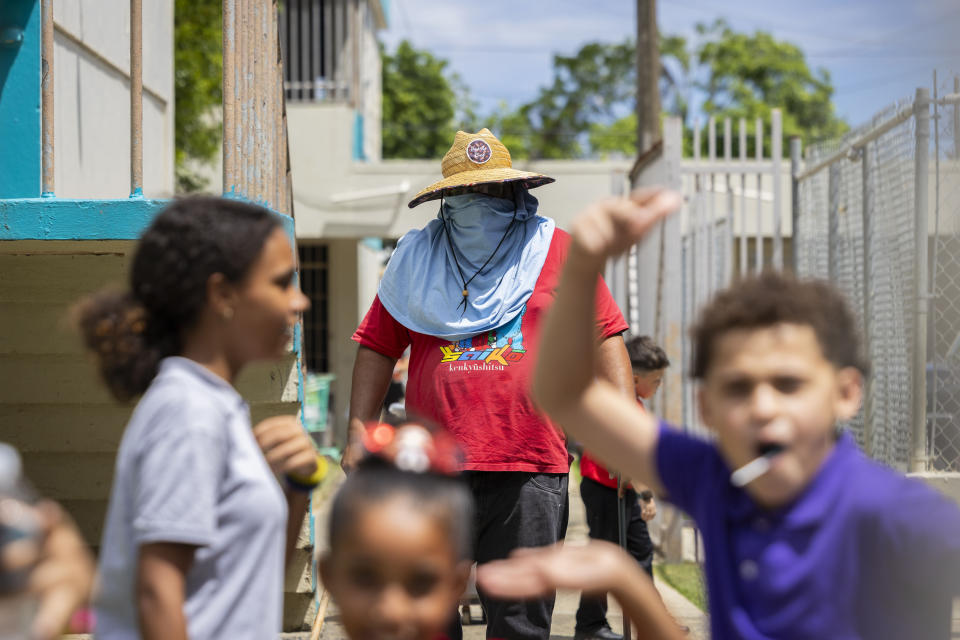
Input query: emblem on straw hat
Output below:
<box><xmin>408</xmin><ymin>128</ymin><xmax>555</xmax><ymax>208</ymax></box>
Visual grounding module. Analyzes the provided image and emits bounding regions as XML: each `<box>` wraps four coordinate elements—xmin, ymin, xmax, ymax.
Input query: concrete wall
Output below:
<box><xmin>0</xmin><ymin>242</ymin><xmax>301</xmax><ymax>548</ymax></box>
<box><xmin>52</xmin><ymin>0</ymin><xmax>175</xmax><ymax>198</ymax></box>
<box><xmin>357</xmin><ymin>0</ymin><xmax>382</xmax><ymax>162</ymax></box>
<box><xmin>286</xmin><ymin>104</ymin><xmax>635</xmax><ymax>239</ymax></box>
<box><xmin>682</xmin><ymin>171</ymin><xmax>792</xmax><ymax>238</ymax></box>
<box><xmin>325</xmin><ymin>238</ymin><xmax>361</xmax><ymax>443</ymax></box>
<box><xmin>1</xmin><ymin>247</ymin><xmax>134</xmax><ymax>547</ymax></box>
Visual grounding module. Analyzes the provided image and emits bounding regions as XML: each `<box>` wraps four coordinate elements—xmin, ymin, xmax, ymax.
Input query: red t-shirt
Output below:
<box><xmin>353</xmin><ymin>229</ymin><xmax>629</xmax><ymax>472</ymax></box>
<box><xmin>580</xmin><ymin>401</ymin><xmax>645</xmax><ymax>489</ymax></box>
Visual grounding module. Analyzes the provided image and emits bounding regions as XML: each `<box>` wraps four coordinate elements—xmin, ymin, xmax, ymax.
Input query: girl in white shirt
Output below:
<box><xmin>76</xmin><ymin>197</ymin><xmax>319</xmax><ymax>640</ymax></box>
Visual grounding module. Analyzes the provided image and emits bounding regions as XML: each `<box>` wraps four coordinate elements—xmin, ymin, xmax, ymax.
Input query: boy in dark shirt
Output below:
<box><xmin>575</xmin><ymin>336</ymin><xmax>668</xmax><ymax>640</ymax></box>
<box><xmin>534</xmin><ymin>189</ymin><xmax>960</xmax><ymax>639</ymax></box>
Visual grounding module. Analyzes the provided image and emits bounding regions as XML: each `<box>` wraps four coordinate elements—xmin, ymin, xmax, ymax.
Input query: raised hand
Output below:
<box><xmin>641</xmin><ymin>497</ymin><xmax>658</xmax><ymax>522</ymax></box>
<box><xmin>5</xmin><ymin>501</ymin><xmax>96</xmax><ymax>640</ymax></box>
<box><xmin>477</xmin><ymin>541</ymin><xmax>686</xmax><ymax>640</ymax></box>
<box><xmin>476</xmin><ymin>541</ymin><xmax>628</xmax><ymax>599</ymax></box>
<box><xmin>570</xmin><ymin>189</ymin><xmax>682</xmax><ymax>265</ymax></box>
<box><xmin>253</xmin><ymin>415</ymin><xmax>318</xmax><ymax>479</ymax></box>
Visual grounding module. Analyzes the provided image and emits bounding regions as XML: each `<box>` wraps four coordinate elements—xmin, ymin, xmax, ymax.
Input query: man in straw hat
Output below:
<box><xmin>347</xmin><ymin>129</ymin><xmax>633</xmax><ymax>640</ymax></box>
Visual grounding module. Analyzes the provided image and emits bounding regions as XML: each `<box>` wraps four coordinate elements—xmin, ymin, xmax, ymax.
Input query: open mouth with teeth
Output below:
<box><xmin>757</xmin><ymin>442</ymin><xmax>785</xmax><ymax>458</ymax></box>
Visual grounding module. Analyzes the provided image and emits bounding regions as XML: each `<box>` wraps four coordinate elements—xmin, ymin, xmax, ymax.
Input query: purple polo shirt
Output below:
<box><xmin>656</xmin><ymin>422</ymin><xmax>960</xmax><ymax>639</ymax></box>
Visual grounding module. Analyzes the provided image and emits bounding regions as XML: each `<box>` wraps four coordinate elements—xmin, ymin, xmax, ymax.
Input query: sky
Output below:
<box><xmin>379</xmin><ymin>0</ymin><xmax>960</xmax><ymax>131</ymax></box>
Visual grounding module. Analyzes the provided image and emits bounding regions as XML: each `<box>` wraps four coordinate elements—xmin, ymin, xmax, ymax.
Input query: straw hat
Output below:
<box><xmin>407</xmin><ymin>128</ymin><xmax>555</xmax><ymax>208</ymax></box>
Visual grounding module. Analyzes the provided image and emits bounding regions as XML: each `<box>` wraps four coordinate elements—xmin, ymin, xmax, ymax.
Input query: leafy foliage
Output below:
<box><xmin>174</xmin><ymin>0</ymin><xmax>222</xmax><ymax>193</ymax></box>
<box><xmin>381</xmin><ymin>41</ymin><xmax>460</xmax><ymax>159</ymax></box>
<box><xmin>507</xmin><ymin>41</ymin><xmax>636</xmax><ymax>159</ymax></box>
<box><xmin>582</xmin><ymin>22</ymin><xmax>847</xmax><ymax>158</ymax></box>
<box><xmin>695</xmin><ymin>19</ymin><xmax>848</xmax><ymax>147</ymax></box>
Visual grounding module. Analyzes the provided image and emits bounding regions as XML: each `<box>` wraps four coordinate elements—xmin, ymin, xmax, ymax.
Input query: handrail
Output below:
<box><xmin>35</xmin><ymin>0</ymin><xmax>291</xmax><ymax>208</ymax></box>
<box><xmin>794</xmin><ymin>102</ymin><xmax>915</xmax><ymax>182</ymax></box>
<box><xmin>39</xmin><ymin>0</ymin><xmax>144</xmax><ymax>198</ymax></box>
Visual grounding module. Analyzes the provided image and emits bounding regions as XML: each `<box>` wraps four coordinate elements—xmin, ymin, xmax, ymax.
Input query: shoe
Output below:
<box><xmin>573</xmin><ymin>626</ymin><xmax>623</xmax><ymax>640</ymax></box>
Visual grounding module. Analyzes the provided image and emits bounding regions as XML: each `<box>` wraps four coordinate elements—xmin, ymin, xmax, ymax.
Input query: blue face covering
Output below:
<box><xmin>377</xmin><ymin>189</ymin><xmax>556</xmax><ymax>341</ymax></box>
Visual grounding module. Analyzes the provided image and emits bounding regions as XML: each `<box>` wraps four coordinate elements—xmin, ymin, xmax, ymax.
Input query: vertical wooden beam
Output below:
<box><xmin>635</xmin><ymin>0</ymin><xmax>661</xmax><ymax>155</ymax></box>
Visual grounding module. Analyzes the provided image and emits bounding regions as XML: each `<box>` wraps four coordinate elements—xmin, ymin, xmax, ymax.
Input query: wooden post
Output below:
<box><xmin>635</xmin><ymin>0</ymin><xmax>661</xmax><ymax>155</ymax></box>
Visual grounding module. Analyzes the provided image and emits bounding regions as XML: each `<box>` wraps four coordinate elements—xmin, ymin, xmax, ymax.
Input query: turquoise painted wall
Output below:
<box><xmin>0</xmin><ymin>0</ymin><xmax>41</xmax><ymax>198</ymax></box>
<box><xmin>0</xmin><ymin>198</ymin><xmax>296</xmax><ymax>241</ymax></box>
<box><xmin>353</xmin><ymin>111</ymin><xmax>365</xmax><ymax>161</ymax></box>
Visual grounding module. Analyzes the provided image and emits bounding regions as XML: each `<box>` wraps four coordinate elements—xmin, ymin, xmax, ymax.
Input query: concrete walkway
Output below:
<box><xmin>314</xmin><ymin>474</ymin><xmax>708</xmax><ymax>639</ymax></box>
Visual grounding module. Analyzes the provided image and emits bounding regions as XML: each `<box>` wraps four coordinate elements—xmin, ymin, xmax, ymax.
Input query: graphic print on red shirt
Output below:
<box><xmin>353</xmin><ymin>229</ymin><xmax>628</xmax><ymax>473</ymax></box>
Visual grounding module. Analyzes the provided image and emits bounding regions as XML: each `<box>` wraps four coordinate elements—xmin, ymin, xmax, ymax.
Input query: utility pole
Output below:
<box><xmin>623</xmin><ymin>14</ymin><xmax>662</xmax><ymax>640</ymax></box>
<box><xmin>636</xmin><ymin>0</ymin><xmax>661</xmax><ymax>155</ymax></box>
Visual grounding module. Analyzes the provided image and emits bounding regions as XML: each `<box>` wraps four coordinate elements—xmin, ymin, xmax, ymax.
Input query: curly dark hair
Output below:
<box><xmin>691</xmin><ymin>271</ymin><xmax>870</xmax><ymax>379</ymax></box>
<box><xmin>74</xmin><ymin>196</ymin><xmax>281</xmax><ymax>401</ymax></box>
<box><xmin>626</xmin><ymin>335</ymin><xmax>670</xmax><ymax>372</ymax></box>
<box><xmin>329</xmin><ymin>458</ymin><xmax>475</xmax><ymax>562</ymax></box>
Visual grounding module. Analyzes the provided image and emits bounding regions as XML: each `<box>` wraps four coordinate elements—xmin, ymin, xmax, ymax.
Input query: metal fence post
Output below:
<box><xmin>708</xmin><ymin>117</ymin><xmax>716</xmax><ymax>294</ymax></box>
<box><xmin>771</xmin><ymin>109</ymin><xmax>783</xmax><ymax>270</ymax></box>
<box><xmin>953</xmin><ymin>76</ymin><xmax>959</xmax><ymax>159</ymax></box>
<box><xmin>725</xmin><ymin>118</ymin><xmax>734</xmax><ymax>284</ymax></box>
<box><xmin>912</xmin><ymin>87</ymin><xmax>931</xmax><ymax>472</ymax></box>
<box><xmin>739</xmin><ymin>118</ymin><xmax>748</xmax><ymax>276</ymax></box>
<box><xmin>692</xmin><ymin>119</ymin><xmax>701</xmax><ymax>310</ymax></box>
<box><xmin>755</xmin><ymin>118</ymin><xmax>764</xmax><ymax>270</ymax></box>
<box><xmin>129</xmin><ymin>0</ymin><xmax>143</xmax><ymax>197</ymax></box>
<box><xmin>861</xmin><ymin>143</ymin><xmax>875</xmax><ymax>458</ymax></box>
<box><xmin>40</xmin><ymin>0</ymin><xmax>54</xmax><ymax>197</ymax></box>
<box><xmin>790</xmin><ymin>137</ymin><xmax>801</xmax><ymax>273</ymax></box>
<box><xmin>827</xmin><ymin>164</ymin><xmax>840</xmax><ymax>282</ymax></box>
<box><xmin>606</xmin><ymin>170</ymin><xmax>629</xmax><ymax>316</ymax></box>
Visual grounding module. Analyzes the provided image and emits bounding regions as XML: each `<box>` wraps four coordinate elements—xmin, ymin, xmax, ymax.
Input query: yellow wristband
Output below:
<box><xmin>286</xmin><ymin>455</ymin><xmax>328</xmax><ymax>488</ymax></box>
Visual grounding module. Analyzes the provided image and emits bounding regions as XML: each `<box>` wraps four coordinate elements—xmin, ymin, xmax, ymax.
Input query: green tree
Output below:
<box><xmin>659</xmin><ymin>34</ymin><xmax>692</xmax><ymax>126</ymax></box>
<box><xmin>500</xmin><ymin>24</ymin><xmax>845</xmax><ymax>159</ymax></box>
<box><xmin>695</xmin><ymin>19</ymin><xmax>847</xmax><ymax>148</ymax></box>
<box><xmin>589</xmin><ymin>112</ymin><xmax>636</xmax><ymax>159</ymax></box>
<box><xmin>494</xmin><ymin>41</ymin><xmax>636</xmax><ymax>159</ymax></box>
<box><xmin>383</xmin><ymin>40</ymin><xmax>476</xmax><ymax>159</ymax></box>
<box><xmin>585</xmin><ymin>35</ymin><xmax>694</xmax><ymax>159</ymax></box>
<box><xmin>486</xmin><ymin>100</ymin><xmax>534</xmax><ymax>159</ymax></box>
<box><xmin>174</xmin><ymin>0</ymin><xmax>222</xmax><ymax>192</ymax></box>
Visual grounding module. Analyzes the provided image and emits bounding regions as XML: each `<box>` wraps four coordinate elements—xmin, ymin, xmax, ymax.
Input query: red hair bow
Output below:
<box><xmin>361</xmin><ymin>421</ymin><xmax>462</xmax><ymax>475</ymax></box>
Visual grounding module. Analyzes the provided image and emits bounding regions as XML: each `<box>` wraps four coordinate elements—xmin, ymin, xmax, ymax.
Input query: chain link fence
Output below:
<box><xmin>636</xmin><ymin>82</ymin><xmax>960</xmax><ymax>473</ymax></box>
<box><xmin>796</xmin><ymin>97</ymin><xmax>918</xmax><ymax>470</ymax></box>
<box><xmin>927</xmin><ymin>74</ymin><xmax>960</xmax><ymax>472</ymax></box>
<box><xmin>795</xmin><ymin>75</ymin><xmax>960</xmax><ymax>472</ymax></box>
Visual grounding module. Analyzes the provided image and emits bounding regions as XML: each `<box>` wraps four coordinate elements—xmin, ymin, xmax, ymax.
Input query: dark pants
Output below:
<box><xmin>575</xmin><ymin>476</ymin><xmax>654</xmax><ymax>633</ymax></box>
<box><xmin>447</xmin><ymin>471</ymin><xmax>569</xmax><ymax>640</ymax></box>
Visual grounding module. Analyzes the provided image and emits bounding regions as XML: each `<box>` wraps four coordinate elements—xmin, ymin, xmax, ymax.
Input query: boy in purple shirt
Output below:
<box><xmin>533</xmin><ymin>189</ymin><xmax>960</xmax><ymax>639</ymax></box>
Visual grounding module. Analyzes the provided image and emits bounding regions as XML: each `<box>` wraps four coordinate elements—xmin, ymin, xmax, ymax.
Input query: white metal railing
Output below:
<box><xmin>624</xmin><ymin>112</ymin><xmax>785</xmax><ymax>440</ymax></box>
<box><xmin>38</xmin><ymin>0</ymin><xmax>292</xmax><ymax>210</ymax></box>
<box><xmin>41</xmin><ymin>0</ymin><xmax>145</xmax><ymax>198</ymax></box>
<box><xmin>40</xmin><ymin>0</ymin><xmax>54</xmax><ymax>196</ymax></box>
<box><xmin>280</xmin><ymin>0</ymin><xmax>357</xmax><ymax>104</ymax></box>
